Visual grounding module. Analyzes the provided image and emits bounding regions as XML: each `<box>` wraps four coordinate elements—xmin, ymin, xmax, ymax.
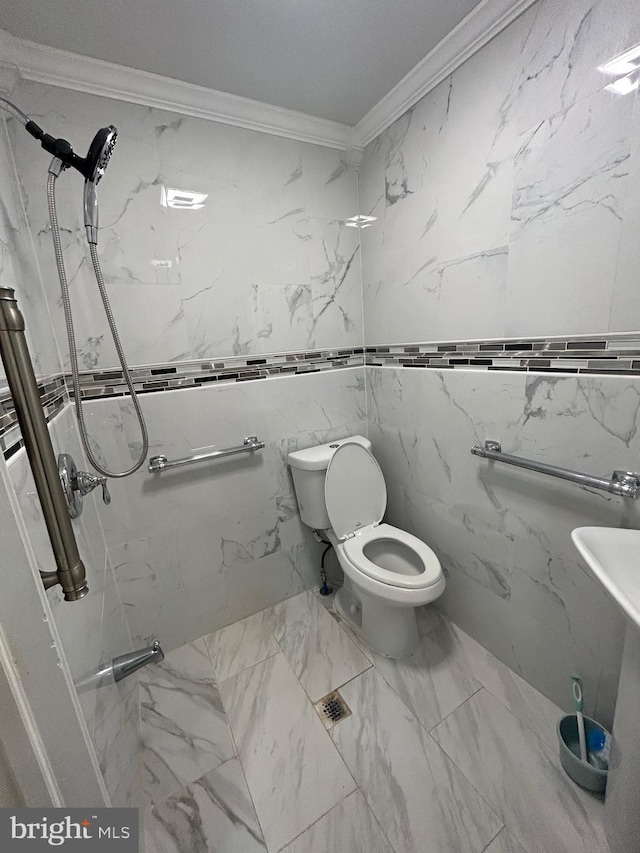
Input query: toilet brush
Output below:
<box><xmin>571</xmin><ymin>675</ymin><xmax>588</xmax><ymax>762</ymax></box>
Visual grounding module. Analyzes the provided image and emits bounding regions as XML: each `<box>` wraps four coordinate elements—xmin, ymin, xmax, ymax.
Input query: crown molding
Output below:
<box><xmin>0</xmin><ymin>0</ymin><xmax>538</xmax><ymax>153</ymax></box>
<box><xmin>0</xmin><ymin>28</ymin><xmax>357</xmax><ymax>152</ymax></box>
<box><xmin>353</xmin><ymin>0</ymin><xmax>540</xmax><ymax>148</ymax></box>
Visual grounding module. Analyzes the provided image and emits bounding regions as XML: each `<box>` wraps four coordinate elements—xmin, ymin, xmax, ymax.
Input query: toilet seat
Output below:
<box><xmin>324</xmin><ymin>442</ymin><xmax>442</xmax><ymax>592</ymax></box>
<box><xmin>342</xmin><ymin>523</ymin><xmax>442</xmax><ymax>589</ymax></box>
<box><xmin>324</xmin><ymin>441</ymin><xmax>386</xmax><ymax>540</ymax></box>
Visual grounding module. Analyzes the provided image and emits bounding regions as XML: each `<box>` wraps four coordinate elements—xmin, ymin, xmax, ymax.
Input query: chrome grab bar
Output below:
<box><xmin>471</xmin><ymin>440</ymin><xmax>640</xmax><ymax>500</ymax></box>
<box><xmin>148</xmin><ymin>435</ymin><xmax>265</xmax><ymax>474</ymax></box>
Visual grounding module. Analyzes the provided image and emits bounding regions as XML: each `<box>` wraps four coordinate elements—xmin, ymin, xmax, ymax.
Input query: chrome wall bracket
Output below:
<box><xmin>58</xmin><ymin>453</ymin><xmax>111</xmax><ymax>519</ymax></box>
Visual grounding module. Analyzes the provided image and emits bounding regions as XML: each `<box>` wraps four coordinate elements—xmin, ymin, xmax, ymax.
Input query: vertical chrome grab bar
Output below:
<box><xmin>471</xmin><ymin>440</ymin><xmax>640</xmax><ymax>499</ymax></box>
<box><xmin>0</xmin><ymin>287</ymin><xmax>88</xmax><ymax>600</ymax></box>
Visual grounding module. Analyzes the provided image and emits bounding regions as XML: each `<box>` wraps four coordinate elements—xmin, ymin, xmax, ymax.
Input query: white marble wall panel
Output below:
<box><xmin>368</xmin><ymin>365</ymin><xmax>633</xmax><ymax>726</ymax></box>
<box><xmin>97</xmin><ymin>368</ymin><xmax>366</xmax><ymax>651</ymax></box>
<box><xmin>5</xmin><ymin>81</ymin><xmax>362</xmax><ymax>369</ymax></box>
<box><xmin>0</xmin><ymin>122</ymin><xmax>20</xmax><ymax>294</ymax></box>
<box><xmin>507</xmin><ymin>90</ymin><xmax>633</xmax><ymax>336</ymax></box>
<box><xmin>514</xmin><ymin>0</ymin><xmax>640</xmax><ymax>134</ymax></box>
<box><xmin>0</xmin><ymin>118</ymin><xmax>63</xmax><ymax>379</ymax></box>
<box><xmin>610</xmin><ymin>92</ymin><xmax>640</xmax><ymax>331</ymax></box>
<box><xmin>360</xmin><ymin>0</ymin><xmax>640</xmax><ymax>343</ymax></box>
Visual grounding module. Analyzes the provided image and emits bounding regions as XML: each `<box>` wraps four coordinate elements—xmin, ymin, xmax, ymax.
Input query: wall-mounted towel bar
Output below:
<box><xmin>148</xmin><ymin>435</ymin><xmax>265</xmax><ymax>473</ymax></box>
<box><xmin>471</xmin><ymin>440</ymin><xmax>640</xmax><ymax>499</ymax></box>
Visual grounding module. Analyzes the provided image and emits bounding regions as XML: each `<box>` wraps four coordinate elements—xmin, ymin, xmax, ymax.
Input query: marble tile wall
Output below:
<box><xmin>359</xmin><ymin>0</ymin><xmax>640</xmax><ymax>343</ymax></box>
<box><xmin>367</xmin><ymin>364</ymin><xmax>638</xmax><ymax>726</ymax></box>
<box><xmin>6</xmin><ymin>405</ymin><xmax>141</xmax><ymax>806</ymax></box>
<box><xmin>98</xmin><ymin>366</ymin><xmax>367</xmax><ymax>651</ymax></box>
<box><xmin>0</xmin><ymin>117</ymin><xmax>63</xmax><ymax>383</ymax></box>
<box><xmin>4</xmin><ymin>80</ymin><xmax>362</xmax><ymax>372</ymax></box>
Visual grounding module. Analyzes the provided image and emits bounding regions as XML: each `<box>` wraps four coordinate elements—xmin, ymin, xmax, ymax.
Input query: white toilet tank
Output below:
<box><xmin>288</xmin><ymin>435</ymin><xmax>372</xmax><ymax>530</ymax></box>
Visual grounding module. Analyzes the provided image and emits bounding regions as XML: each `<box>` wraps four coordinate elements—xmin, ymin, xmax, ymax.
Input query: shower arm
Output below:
<box><xmin>0</xmin><ymin>95</ymin><xmax>90</xmax><ymax>177</ymax></box>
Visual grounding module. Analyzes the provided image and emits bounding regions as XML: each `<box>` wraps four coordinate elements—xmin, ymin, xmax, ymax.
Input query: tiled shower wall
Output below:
<box><xmin>95</xmin><ymin>367</ymin><xmax>366</xmax><ymax>651</ymax></box>
<box><xmin>5</xmin><ymin>81</ymin><xmax>363</xmax><ymax>370</ymax></box>
<box><xmin>359</xmin><ymin>0</ymin><xmax>640</xmax><ymax>725</ymax></box>
<box><xmin>0</xmin><ymin>116</ymin><xmax>63</xmax><ymax>381</ymax></box>
<box><xmin>2</xmin><ymin>81</ymin><xmax>365</xmax><ymax>653</ymax></box>
<box><xmin>0</xmin><ymin>119</ymin><xmax>138</xmax><ymax>804</ymax></box>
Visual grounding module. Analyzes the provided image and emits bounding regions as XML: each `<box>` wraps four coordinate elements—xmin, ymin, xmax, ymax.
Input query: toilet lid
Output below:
<box><xmin>324</xmin><ymin>442</ymin><xmax>386</xmax><ymax>540</ymax></box>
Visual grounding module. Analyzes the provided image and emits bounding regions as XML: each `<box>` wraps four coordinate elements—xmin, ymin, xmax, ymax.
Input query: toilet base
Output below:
<box><xmin>334</xmin><ymin>581</ymin><xmax>420</xmax><ymax>659</ymax></box>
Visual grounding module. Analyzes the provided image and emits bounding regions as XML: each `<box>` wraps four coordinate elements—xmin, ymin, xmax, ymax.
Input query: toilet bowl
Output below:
<box><xmin>288</xmin><ymin>436</ymin><xmax>445</xmax><ymax>658</ymax></box>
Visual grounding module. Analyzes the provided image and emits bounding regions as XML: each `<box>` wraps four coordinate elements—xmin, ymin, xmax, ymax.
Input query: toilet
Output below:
<box><xmin>288</xmin><ymin>435</ymin><xmax>445</xmax><ymax>658</ymax></box>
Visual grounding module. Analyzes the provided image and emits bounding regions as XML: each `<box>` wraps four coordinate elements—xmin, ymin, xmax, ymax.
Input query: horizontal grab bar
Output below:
<box><xmin>471</xmin><ymin>440</ymin><xmax>640</xmax><ymax>500</ymax></box>
<box><xmin>148</xmin><ymin>435</ymin><xmax>265</xmax><ymax>473</ymax></box>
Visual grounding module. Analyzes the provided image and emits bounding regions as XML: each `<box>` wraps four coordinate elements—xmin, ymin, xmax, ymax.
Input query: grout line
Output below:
<box><xmin>359</xmin><ymin>788</ymin><xmax>402</xmax><ymax>853</ymax></box>
<box><xmin>429</xmin><ymin>616</ymin><xmax>565</xmax><ymax>751</ymax></box>
<box><xmin>478</xmin><ymin>825</ymin><xmax>508</xmax><ymax>853</ymax></box>
<box><xmin>272</xmin><ymin>790</ymin><xmax>362</xmax><ymax>852</ymax></box>
<box><xmin>200</xmin><ymin>636</ymin><xmax>271</xmax><ymax>849</ymax></box>
<box><xmin>272</xmin><ymin>589</ymin><xmax>372</xmax><ymax>702</ymax></box>
<box><xmin>425</xmin><ymin>692</ymin><xmax>505</xmax><ymax>837</ymax></box>
<box><xmin>217</xmin><ymin>640</ymin><xmax>359</xmax><ymax>852</ymax></box>
<box><xmin>427</xmin><ymin>685</ymin><xmax>484</xmax><ymax>733</ymax></box>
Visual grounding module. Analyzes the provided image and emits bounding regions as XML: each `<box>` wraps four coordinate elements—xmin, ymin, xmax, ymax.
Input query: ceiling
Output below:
<box><xmin>1</xmin><ymin>0</ymin><xmax>480</xmax><ymax>125</ymax></box>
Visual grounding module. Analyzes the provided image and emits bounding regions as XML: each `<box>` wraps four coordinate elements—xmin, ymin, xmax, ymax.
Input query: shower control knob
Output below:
<box><xmin>58</xmin><ymin>453</ymin><xmax>112</xmax><ymax>517</ymax></box>
<box><xmin>100</xmin><ymin>479</ymin><xmax>111</xmax><ymax>505</ymax></box>
<box><xmin>76</xmin><ymin>470</ymin><xmax>110</xmax><ymax>503</ymax></box>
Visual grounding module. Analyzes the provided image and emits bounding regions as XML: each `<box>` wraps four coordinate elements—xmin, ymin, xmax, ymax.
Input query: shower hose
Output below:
<box><xmin>47</xmin><ymin>171</ymin><xmax>149</xmax><ymax>478</ymax></box>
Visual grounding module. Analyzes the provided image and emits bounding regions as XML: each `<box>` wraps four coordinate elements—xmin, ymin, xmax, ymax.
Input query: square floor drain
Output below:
<box><xmin>313</xmin><ymin>690</ymin><xmax>352</xmax><ymax>729</ymax></box>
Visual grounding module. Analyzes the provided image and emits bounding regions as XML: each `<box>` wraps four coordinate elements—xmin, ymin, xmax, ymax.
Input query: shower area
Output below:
<box><xmin>0</xmin><ymin>71</ymin><xmax>368</xmax><ymax>810</ymax></box>
<box><xmin>2</xmin><ymin>0</ymin><xmax>640</xmax><ymax>850</ymax></box>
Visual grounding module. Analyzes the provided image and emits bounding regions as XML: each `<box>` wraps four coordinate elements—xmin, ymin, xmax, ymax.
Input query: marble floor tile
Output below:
<box><xmin>140</xmin><ymin>639</ymin><xmax>235</xmax><ymax>805</ymax></box>
<box><xmin>219</xmin><ymin>652</ymin><xmax>356</xmax><ymax>852</ymax></box>
<box><xmin>144</xmin><ymin>757</ymin><xmax>266</xmax><ymax>853</ymax></box>
<box><xmin>431</xmin><ymin>689</ymin><xmax>609</xmax><ymax>853</ymax></box>
<box><xmin>425</xmin><ymin>614</ymin><xmax>563</xmax><ymax>750</ymax></box>
<box><xmin>271</xmin><ymin>590</ymin><xmax>371</xmax><ymax>700</ymax></box>
<box><xmin>368</xmin><ymin>630</ymin><xmax>482</xmax><ymax>731</ymax></box>
<box><xmin>203</xmin><ymin>608</ymin><xmax>280</xmax><ymax>683</ymax></box>
<box><xmin>483</xmin><ymin>828</ymin><xmax>527</xmax><ymax>853</ymax></box>
<box><xmin>331</xmin><ymin>668</ymin><xmax>502</xmax><ymax>853</ymax></box>
<box><xmin>280</xmin><ymin>790</ymin><xmax>394</xmax><ymax>853</ymax></box>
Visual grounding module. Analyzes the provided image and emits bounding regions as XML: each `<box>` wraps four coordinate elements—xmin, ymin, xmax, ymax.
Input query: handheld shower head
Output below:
<box><xmin>84</xmin><ymin>126</ymin><xmax>117</xmax><ymax>184</ymax></box>
<box><xmin>83</xmin><ymin>126</ymin><xmax>118</xmax><ymax>245</ymax></box>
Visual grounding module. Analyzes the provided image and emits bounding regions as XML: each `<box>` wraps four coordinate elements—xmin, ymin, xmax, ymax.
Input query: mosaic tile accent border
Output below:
<box><xmin>3</xmin><ymin>335</ymin><xmax>640</xmax><ymax>460</ymax></box>
<box><xmin>0</xmin><ymin>375</ymin><xmax>67</xmax><ymax>460</ymax></box>
<box><xmin>365</xmin><ymin>334</ymin><xmax>640</xmax><ymax>375</ymax></box>
<box><xmin>71</xmin><ymin>348</ymin><xmax>365</xmax><ymax>400</ymax></box>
